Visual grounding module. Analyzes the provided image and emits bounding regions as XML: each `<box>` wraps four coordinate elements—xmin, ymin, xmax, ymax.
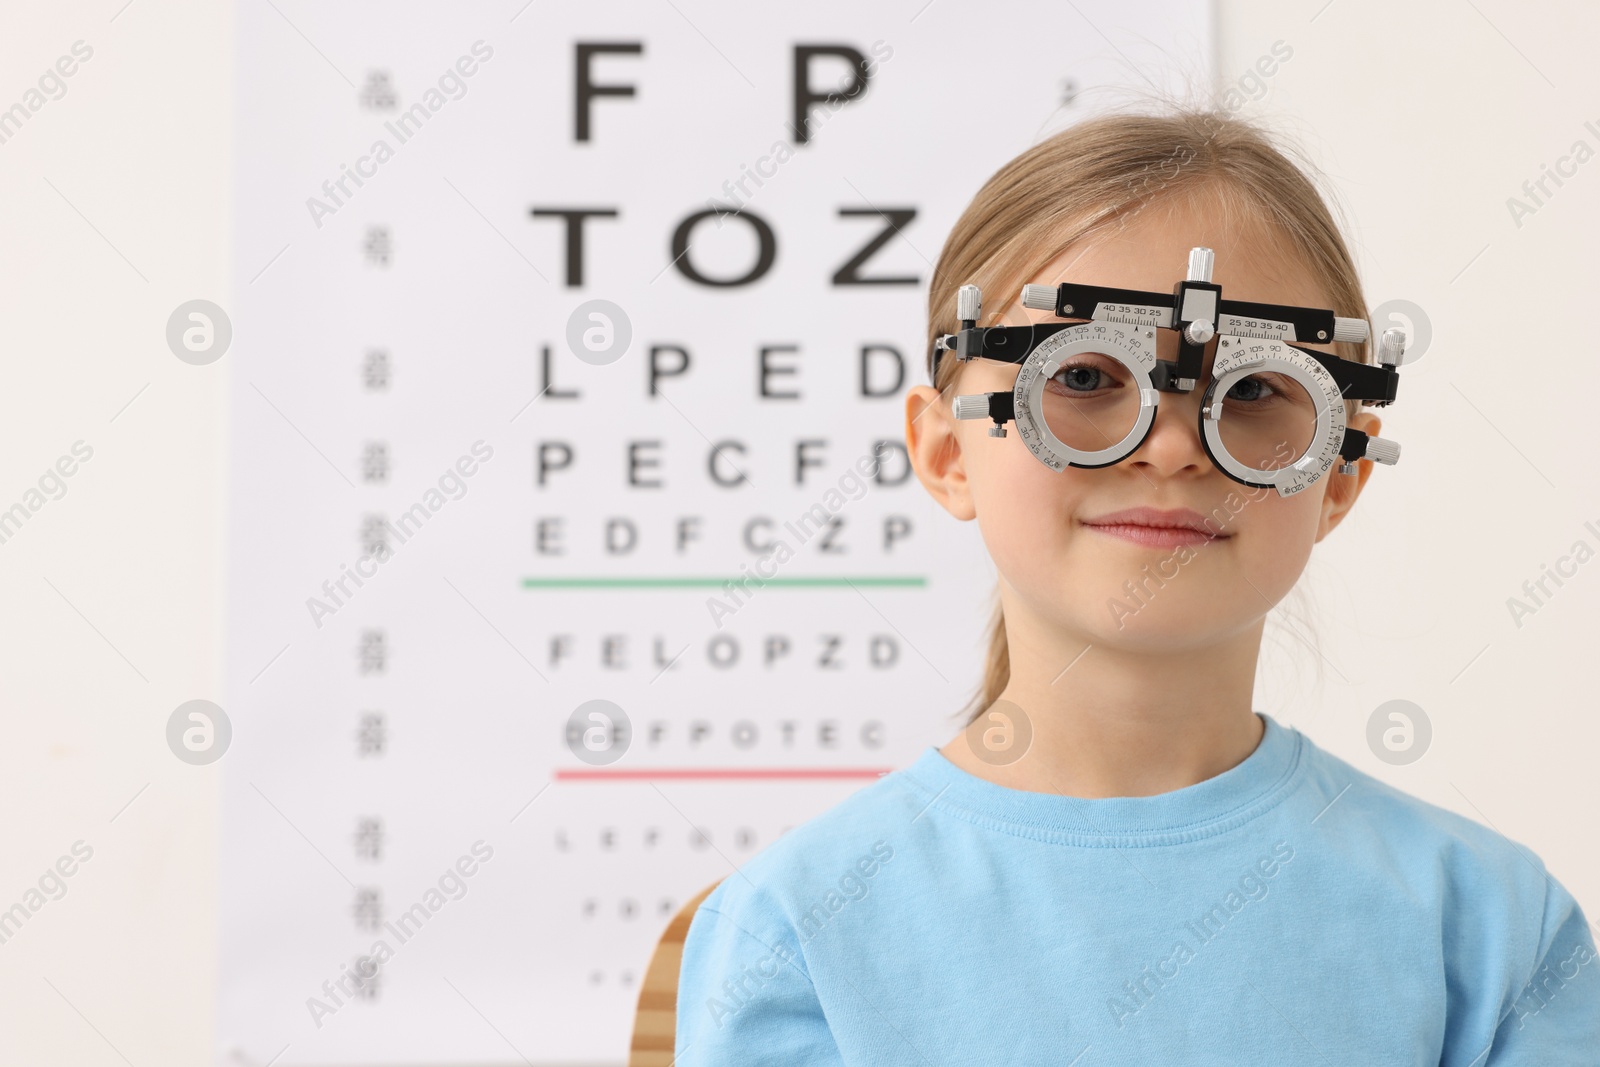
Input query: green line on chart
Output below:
<box><xmin>521</xmin><ymin>576</ymin><xmax>927</xmax><ymax>589</ymax></box>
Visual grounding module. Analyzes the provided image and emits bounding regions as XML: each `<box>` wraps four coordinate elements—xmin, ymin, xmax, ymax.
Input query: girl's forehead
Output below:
<box><xmin>995</xmin><ymin>227</ymin><xmax>1340</xmax><ymax>359</ymax></box>
<box><xmin>1031</xmin><ymin>202</ymin><xmax>1330</xmax><ymax>312</ymax></box>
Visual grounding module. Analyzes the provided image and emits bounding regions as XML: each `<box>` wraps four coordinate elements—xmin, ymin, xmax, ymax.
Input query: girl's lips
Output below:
<box><xmin>1082</xmin><ymin>523</ymin><xmax>1227</xmax><ymax>548</ymax></box>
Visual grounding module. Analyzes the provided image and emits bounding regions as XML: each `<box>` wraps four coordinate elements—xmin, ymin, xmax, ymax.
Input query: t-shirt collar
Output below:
<box><xmin>900</xmin><ymin>711</ymin><xmax>1303</xmax><ymax>847</ymax></box>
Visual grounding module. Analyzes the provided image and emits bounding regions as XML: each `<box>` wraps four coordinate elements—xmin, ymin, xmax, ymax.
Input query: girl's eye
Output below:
<box><xmin>1048</xmin><ymin>356</ymin><xmax>1121</xmax><ymax>395</ymax></box>
<box><xmin>1225</xmin><ymin>374</ymin><xmax>1281</xmax><ymax>403</ymax></box>
<box><xmin>1057</xmin><ymin>366</ymin><xmax>1104</xmax><ymax>391</ymax></box>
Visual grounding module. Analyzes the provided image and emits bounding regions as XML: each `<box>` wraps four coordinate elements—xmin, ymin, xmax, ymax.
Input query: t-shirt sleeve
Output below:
<box><xmin>1481</xmin><ymin>871</ymin><xmax>1600</xmax><ymax>1064</ymax></box>
<box><xmin>675</xmin><ymin>888</ymin><xmax>845</xmax><ymax>1066</ymax></box>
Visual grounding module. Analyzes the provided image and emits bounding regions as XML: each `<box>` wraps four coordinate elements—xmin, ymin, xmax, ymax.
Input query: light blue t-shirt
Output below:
<box><xmin>675</xmin><ymin>713</ymin><xmax>1600</xmax><ymax>1064</ymax></box>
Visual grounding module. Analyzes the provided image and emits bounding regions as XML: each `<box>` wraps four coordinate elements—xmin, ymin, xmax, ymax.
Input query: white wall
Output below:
<box><xmin>1220</xmin><ymin>0</ymin><xmax>1600</xmax><ymax>928</ymax></box>
<box><xmin>1</xmin><ymin>1</ymin><xmax>230</xmax><ymax>1064</ymax></box>
<box><xmin>0</xmin><ymin>1</ymin><xmax>1594</xmax><ymax>1064</ymax></box>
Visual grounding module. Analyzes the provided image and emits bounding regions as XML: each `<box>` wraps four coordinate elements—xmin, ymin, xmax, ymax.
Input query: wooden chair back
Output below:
<box><xmin>628</xmin><ymin>879</ymin><xmax>723</xmax><ymax>1066</ymax></box>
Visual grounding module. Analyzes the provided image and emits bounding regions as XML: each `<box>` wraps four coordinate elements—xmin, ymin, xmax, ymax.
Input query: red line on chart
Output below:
<box><xmin>554</xmin><ymin>767</ymin><xmax>893</xmax><ymax>781</ymax></box>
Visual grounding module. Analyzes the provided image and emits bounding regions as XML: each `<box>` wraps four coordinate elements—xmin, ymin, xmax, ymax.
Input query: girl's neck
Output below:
<box><xmin>939</xmin><ymin>616</ymin><xmax>1268</xmax><ymax>799</ymax></box>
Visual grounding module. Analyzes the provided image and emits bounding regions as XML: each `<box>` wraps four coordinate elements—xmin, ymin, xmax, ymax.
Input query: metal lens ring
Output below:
<box><xmin>1013</xmin><ymin>322</ymin><xmax>1160</xmax><ymax>470</ymax></box>
<box><xmin>1198</xmin><ymin>338</ymin><xmax>1346</xmax><ymax>496</ymax></box>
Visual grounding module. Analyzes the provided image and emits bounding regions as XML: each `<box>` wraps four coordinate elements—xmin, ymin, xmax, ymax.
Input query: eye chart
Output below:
<box><xmin>217</xmin><ymin>3</ymin><xmax>1212</xmax><ymax>1062</ymax></box>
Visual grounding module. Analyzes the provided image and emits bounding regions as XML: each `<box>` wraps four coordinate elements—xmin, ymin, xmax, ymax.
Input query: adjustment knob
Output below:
<box><xmin>1365</xmin><ymin>436</ymin><xmax>1401</xmax><ymax>466</ymax></box>
<box><xmin>1187</xmin><ymin>247</ymin><xmax>1214</xmax><ymax>283</ymax></box>
<box><xmin>952</xmin><ymin>393</ymin><xmax>991</xmax><ymax>420</ymax></box>
<box><xmin>1332</xmin><ymin>317</ymin><xmax>1369</xmax><ymax>343</ymax></box>
<box><xmin>957</xmin><ymin>284</ymin><xmax>981</xmax><ymax>322</ymax></box>
<box><xmin>1183</xmin><ymin>319</ymin><xmax>1215</xmax><ymax>345</ymax></box>
<box><xmin>1021</xmin><ymin>284</ymin><xmax>1057</xmax><ymax>312</ymax></box>
<box><xmin>1377</xmin><ymin>327</ymin><xmax>1407</xmax><ymax>366</ymax></box>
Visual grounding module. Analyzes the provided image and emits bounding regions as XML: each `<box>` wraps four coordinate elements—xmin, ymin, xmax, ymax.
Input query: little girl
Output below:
<box><xmin>673</xmin><ymin>105</ymin><xmax>1599</xmax><ymax>1064</ymax></box>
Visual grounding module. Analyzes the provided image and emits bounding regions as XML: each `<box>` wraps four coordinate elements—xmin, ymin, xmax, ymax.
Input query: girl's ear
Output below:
<box><xmin>905</xmin><ymin>383</ymin><xmax>977</xmax><ymax>521</ymax></box>
<box><xmin>1315</xmin><ymin>411</ymin><xmax>1382</xmax><ymax>543</ymax></box>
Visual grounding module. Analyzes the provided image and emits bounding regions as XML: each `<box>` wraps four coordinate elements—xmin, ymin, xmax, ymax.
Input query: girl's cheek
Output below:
<box><xmin>970</xmin><ymin>432</ymin><xmax>1058</xmax><ymax>503</ymax></box>
<box><xmin>1245</xmin><ymin>500</ymin><xmax>1321</xmax><ymax>582</ymax></box>
<box><xmin>970</xmin><ymin>452</ymin><xmax>1078</xmax><ymax>560</ymax></box>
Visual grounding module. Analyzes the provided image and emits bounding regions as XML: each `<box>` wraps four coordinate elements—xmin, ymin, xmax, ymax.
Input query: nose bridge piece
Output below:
<box><xmin>1129</xmin><ymin>382</ymin><xmax>1210</xmax><ymax>471</ymax></box>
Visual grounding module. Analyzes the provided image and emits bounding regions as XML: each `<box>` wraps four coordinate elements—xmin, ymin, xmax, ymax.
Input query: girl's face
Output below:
<box><xmin>907</xmin><ymin>192</ymin><xmax>1383</xmax><ymax>654</ymax></box>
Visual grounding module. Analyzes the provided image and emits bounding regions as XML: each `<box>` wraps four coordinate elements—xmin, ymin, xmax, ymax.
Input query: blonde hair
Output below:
<box><xmin>926</xmin><ymin>104</ymin><xmax>1372</xmax><ymax>727</ymax></box>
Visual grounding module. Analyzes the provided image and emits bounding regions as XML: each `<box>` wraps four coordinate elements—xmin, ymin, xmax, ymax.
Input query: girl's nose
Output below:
<box><xmin>1123</xmin><ymin>336</ymin><xmax>1217</xmax><ymax>478</ymax></box>
<box><xmin>1127</xmin><ymin>388</ymin><xmax>1209</xmax><ymax>478</ymax></box>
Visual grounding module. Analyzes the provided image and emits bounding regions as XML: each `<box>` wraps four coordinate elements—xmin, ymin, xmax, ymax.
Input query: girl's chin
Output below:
<box><xmin>1027</xmin><ymin>584</ymin><xmax>1247</xmax><ymax>644</ymax></box>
